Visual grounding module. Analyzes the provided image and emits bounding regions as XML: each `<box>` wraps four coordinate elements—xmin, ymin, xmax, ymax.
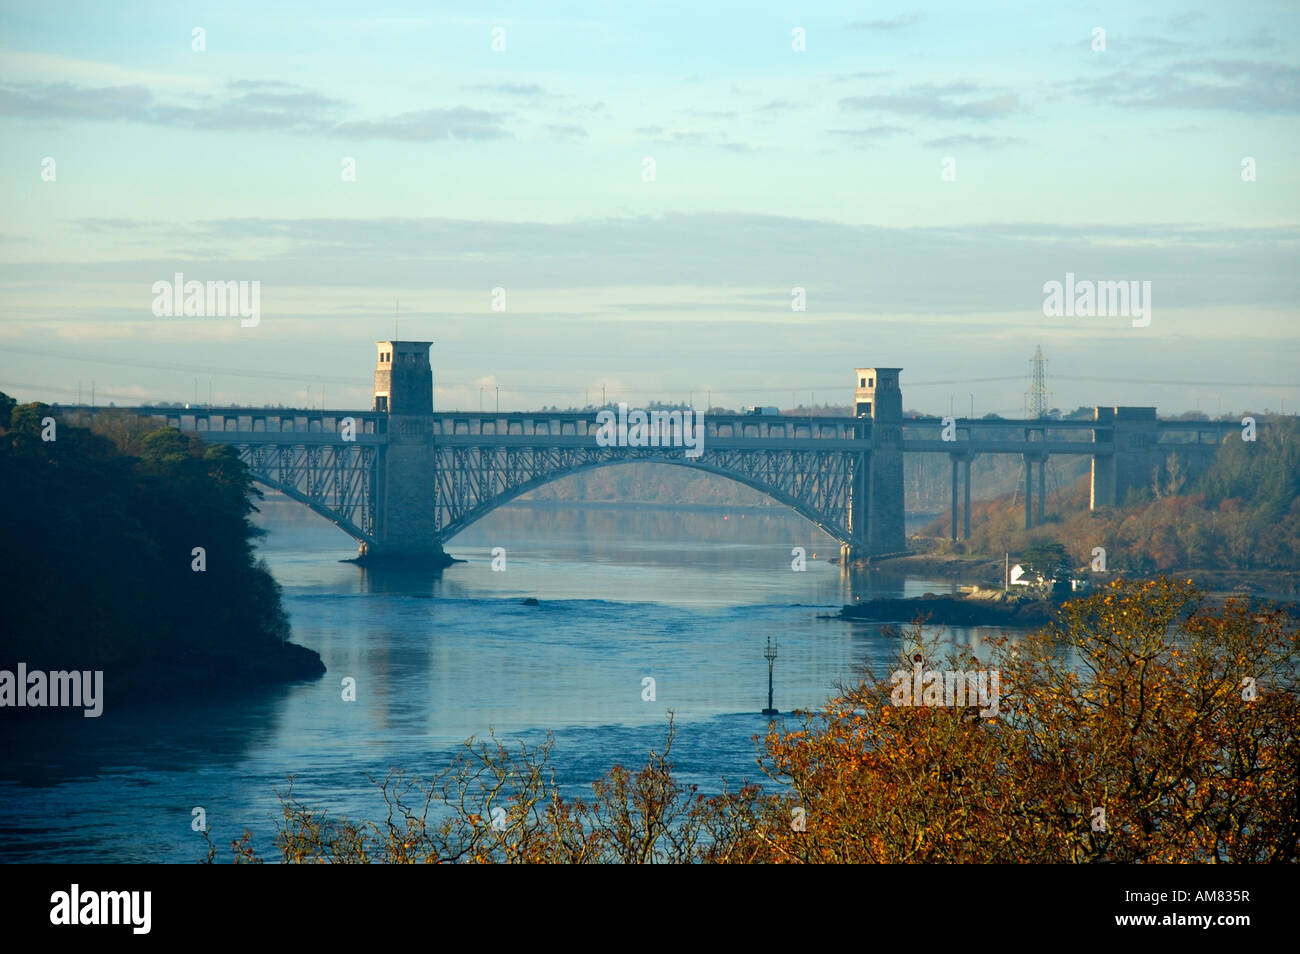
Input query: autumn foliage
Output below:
<box><xmin>927</xmin><ymin>417</ymin><xmax>1300</xmax><ymax>574</ymax></box>
<box><xmin>214</xmin><ymin>578</ymin><xmax>1300</xmax><ymax>863</ymax></box>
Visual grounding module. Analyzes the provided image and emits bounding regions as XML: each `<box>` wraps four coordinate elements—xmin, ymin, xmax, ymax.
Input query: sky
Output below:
<box><xmin>1</xmin><ymin>0</ymin><xmax>1297</xmax><ymax>417</ymax></box>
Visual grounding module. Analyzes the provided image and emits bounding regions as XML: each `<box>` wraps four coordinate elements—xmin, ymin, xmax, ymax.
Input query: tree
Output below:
<box><xmin>1020</xmin><ymin>541</ymin><xmax>1069</xmax><ymax>581</ymax></box>
<box><xmin>0</xmin><ymin>407</ymin><xmax>318</xmax><ymax>696</ymax></box>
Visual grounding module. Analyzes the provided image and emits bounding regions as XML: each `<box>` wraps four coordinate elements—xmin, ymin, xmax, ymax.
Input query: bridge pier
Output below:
<box><xmin>964</xmin><ymin>457</ymin><xmax>972</xmax><ymax>539</ymax></box>
<box><xmin>360</xmin><ymin>341</ymin><xmax>454</xmax><ymax>568</ymax></box>
<box><xmin>1038</xmin><ymin>454</ymin><xmax>1045</xmax><ymax>525</ymax></box>
<box><xmin>1023</xmin><ymin>455</ymin><xmax>1031</xmax><ymax>529</ymax></box>
<box><xmin>949</xmin><ymin>453</ymin><xmax>974</xmax><ymax>541</ymax></box>
<box><xmin>1090</xmin><ymin>407</ymin><xmax>1158</xmax><ymax>509</ymax></box>
<box><xmin>851</xmin><ymin>367</ymin><xmax>906</xmax><ymax>559</ymax></box>
<box><xmin>359</xmin><ymin>413</ymin><xmax>455</xmax><ymax>566</ymax></box>
<box><xmin>1019</xmin><ymin>454</ymin><xmax>1049</xmax><ymax>529</ymax></box>
<box><xmin>951</xmin><ymin>456</ymin><xmax>958</xmax><ymax>541</ymax></box>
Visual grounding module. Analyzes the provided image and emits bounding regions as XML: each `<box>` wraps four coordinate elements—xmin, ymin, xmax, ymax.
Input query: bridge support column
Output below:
<box><xmin>362</xmin><ymin>341</ymin><xmax>453</xmax><ymax>568</ymax></box>
<box><xmin>362</xmin><ymin>414</ymin><xmax>453</xmax><ymax>567</ymax></box>
<box><xmin>1024</xmin><ymin>455</ymin><xmax>1033</xmax><ymax>530</ymax></box>
<box><xmin>1038</xmin><ymin>455</ymin><xmax>1046</xmax><ymax>525</ymax></box>
<box><xmin>950</xmin><ymin>456</ymin><xmax>959</xmax><ymax>542</ymax></box>
<box><xmin>1091</xmin><ymin>454</ymin><xmax>1115</xmax><ymax>509</ymax></box>
<box><xmin>964</xmin><ymin>456</ymin><xmax>972</xmax><ymax>540</ymax></box>
<box><xmin>949</xmin><ymin>453</ymin><xmax>973</xmax><ymax>541</ymax></box>
<box><xmin>863</xmin><ymin>372</ymin><xmax>905</xmax><ymax>558</ymax></box>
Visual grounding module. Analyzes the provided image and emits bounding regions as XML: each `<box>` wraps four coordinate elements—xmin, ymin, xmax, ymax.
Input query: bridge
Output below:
<box><xmin>82</xmin><ymin>342</ymin><xmax>1239</xmax><ymax>565</ymax></box>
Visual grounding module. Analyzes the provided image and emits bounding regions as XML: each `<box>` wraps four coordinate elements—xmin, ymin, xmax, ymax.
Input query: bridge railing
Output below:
<box><xmin>65</xmin><ymin>405</ymin><xmax>1246</xmax><ymax>452</ymax></box>
<box><xmin>423</xmin><ymin>411</ymin><xmax>868</xmax><ymax>442</ymax></box>
<box><xmin>107</xmin><ymin>406</ymin><xmax>390</xmax><ymax>438</ymax></box>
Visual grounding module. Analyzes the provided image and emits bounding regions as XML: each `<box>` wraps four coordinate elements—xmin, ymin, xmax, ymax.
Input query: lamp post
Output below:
<box><xmin>762</xmin><ymin>636</ymin><xmax>779</xmax><ymax>716</ymax></box>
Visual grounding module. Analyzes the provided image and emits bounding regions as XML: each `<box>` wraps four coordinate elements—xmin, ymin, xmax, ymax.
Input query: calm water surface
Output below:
<box><xmin>0</xmin><ymin>505</ymin><xmax>1006</xmax><ymax>862</ymax></box>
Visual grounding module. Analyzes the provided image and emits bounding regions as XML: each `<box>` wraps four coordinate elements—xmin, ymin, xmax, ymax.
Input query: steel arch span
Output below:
<box><xmin>432</xmin><ymin>447</ymin><xmax>859</xmax><ymax>545</ymax></box>
<box><xmin>229</xmin><ymin>439</ymin><xmax>860</xmax><ymax>552</ymax></box>
<box><xmin>236</xmin><ymin>442</ymin><xmax>380</xmax><ymax>547</ymax></box>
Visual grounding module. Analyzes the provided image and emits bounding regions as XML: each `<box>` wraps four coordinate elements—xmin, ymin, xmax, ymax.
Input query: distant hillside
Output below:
<box><xmin>923</xmin><ymin>417</ymin><xmax>1300</xmax><ymax>576</ymax></box>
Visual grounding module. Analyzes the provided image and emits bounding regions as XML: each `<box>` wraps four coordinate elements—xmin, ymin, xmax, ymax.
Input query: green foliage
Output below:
<box><xmin>0</xmin><ymin>404</ymin><xmax>319</xmax><ymax>696</ymax></box>
<box><xmin>9</xmin><ymin>400</ymin><xmax>50</xmax><ymax>436</ymax></box>
<box><xmin>1021</xmin><ymin>541</ymin><xmax>1069</xmax><ymax>580</ymax></box>
<box><xmin>1198</xmin><ymin>418</ymin><xmax>1300</xmax><ymax>517</ymax></box>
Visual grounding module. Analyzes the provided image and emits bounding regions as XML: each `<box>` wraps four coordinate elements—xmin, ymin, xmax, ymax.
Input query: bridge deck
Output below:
<box><xmin>70</xmin><ymin>405</ymin><xmax>1237</xmax><ymax>455</ymax></box>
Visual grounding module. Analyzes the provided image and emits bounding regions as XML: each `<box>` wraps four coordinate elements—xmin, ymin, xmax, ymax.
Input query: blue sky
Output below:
<box><xmin>1</xmin><ymin>1</ymin><xmax>1297</xmax><ymax>416</ymax></box>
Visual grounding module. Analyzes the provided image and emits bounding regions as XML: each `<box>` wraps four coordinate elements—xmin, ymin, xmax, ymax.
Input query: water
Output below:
<box><xmin>0</xmin><ymin>502</ymin><xmax>1005</xmax><ymax>862</ymax></box>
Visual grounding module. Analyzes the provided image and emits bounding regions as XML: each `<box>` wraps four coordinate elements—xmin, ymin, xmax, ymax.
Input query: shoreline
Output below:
<box><xmin>835</xmin><ymin>592</ymin><xmax>1060</xmax><ymax>627</ymax></box>
<box><xmin>839</xmin><ymin>551</ymin><xmax>1300</xmax><ymax>601</ymax></box>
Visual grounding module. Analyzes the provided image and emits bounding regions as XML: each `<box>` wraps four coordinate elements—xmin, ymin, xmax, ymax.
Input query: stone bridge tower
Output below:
<box><xmin>849</xmin><ymin>367</ymin><xmax>906</xmax><ymax>561</ymax></box>
<box><xmin>362</xmin><ymin>341</ymin><xmax>449</xmax><ymax>565</ymax></box>
<box><xmin>1090</xmin><ymin>406</ymin><xmax>1159</xmax><ymax>508</ymax></box>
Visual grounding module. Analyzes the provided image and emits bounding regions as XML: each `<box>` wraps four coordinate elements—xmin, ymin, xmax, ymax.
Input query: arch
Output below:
<box><xmin>438</xmin><ymin>455</ymin><xmax>851</xmax><ymax>545</ymax></box>
<box><xmin>249</xmin><ymin>474</ymin><xmax>375</xmax><ymax>547</ymax></box>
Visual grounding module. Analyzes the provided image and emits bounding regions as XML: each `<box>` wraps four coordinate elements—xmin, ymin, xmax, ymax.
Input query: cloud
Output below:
<box><xmin>1234</xmin><ymin>29</ymin><xmax>1283</xmax><ymax>51</ymax></box>
<box><xmin>829</xmin><ymin>124</ymin><xmax>908</xmax><ymax>139</ymax></box>
<box><xmin>39</xmin><ymin>214</ymin><xmax>1300</xmax><ymax>315</ymax></box>
<box><xmin>846</xmin><ymin>14</ymin><xmax>922</xmax><ymax>31</ymax></box>
<box><xmin>923</xmin><ymin>133</ymin><xmax>1023</xmax><ymax>149</ymax></box>
<box><xmin>329</xmin><ymin>106</ymin><xmax>510</xmax><ymax>141</ymax></box>
<box><xmin>641</xmin><ymin>127</ymin><xmax>753</xmax><ymax>151</ymax></box>
<box><xmin>461</xmin><ymin>83</ymin><xmax>545</xmax><ymax>98</ymax></box>
<box><xmin>226</xmin><ymin>79</ymin><xmax>307</xmax><ymax>91</ymax></box>
<box><xmin>0</xmin><ymin>79</ymin><xmax>513</xmax><ymax>140</ymax></box>
<box><xmin>235</xmin><ymin>90</ymin><xmax>344</xmax><ymax>111</ymax></box>
<box><xmin>0</xmin><ymin>82</ymin><xmax>157</xmax><ymax>121</ymax></box>
<box><xmin>834</xmin><ymin>71</ymin><xmax>892</xmax><ymax>82</ymax></box>
<box><xmin>1168</xmin><ymin>11</ymin><xmax>1205</xmax><ymax>30</ymax></box>
<box><xmin>841</xmin><ymin>83</ymin><xmax>1019</xmax><ymax>119</ymax></box>
<box><xmin>0</xmin><ymin>79</ymin><xmax>337</xmax><ymax>132</ymax></box>
<box><xmin>1067</xmin><ymin>59</ymin><xmax>1300</xmax><ymax>113</ymax></box>
<box><xmin>544</xmin><ymin>123</ymin><xmax>588</xmax><ymax>138</ymax></box>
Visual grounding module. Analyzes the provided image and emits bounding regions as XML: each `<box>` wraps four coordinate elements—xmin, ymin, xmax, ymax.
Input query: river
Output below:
<box><xmin>0</xmin><ymin>501</ymin><xmax>1006</xmax><ymax>862</ymax></box>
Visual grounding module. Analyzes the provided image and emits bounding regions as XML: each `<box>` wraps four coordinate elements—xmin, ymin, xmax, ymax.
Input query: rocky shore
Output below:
<box><xmin>835</xmin><ymin>588</ymin><xmax>1060</xmax><ymax>627</ymax></box>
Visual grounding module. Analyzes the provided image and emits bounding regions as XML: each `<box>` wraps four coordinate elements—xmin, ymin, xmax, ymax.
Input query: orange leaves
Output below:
<box><xmin>739</xmin><ymin>578</ymin><xmax>1300</xmax><ymax>863</ymax></box>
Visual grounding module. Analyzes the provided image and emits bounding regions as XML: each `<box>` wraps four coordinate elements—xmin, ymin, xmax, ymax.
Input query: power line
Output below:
<box><xmin>0</xmin><ymin>380</ymin><xmax>167</xmax><ymax>402</ymax></box>
<box><xmin>1054</xmin><ymin>374</ymin><xmax>1300</xmax><ymax>389</ymax></box>
<box><xmin>0</xmin><ymin>345</ymin><xmax>357</xmax><ymax>385</ymax></box>
<box><xmin>4</xmin><ymin>344</ymin><xmax>1296</xmax><ymax>398</ymax></box>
